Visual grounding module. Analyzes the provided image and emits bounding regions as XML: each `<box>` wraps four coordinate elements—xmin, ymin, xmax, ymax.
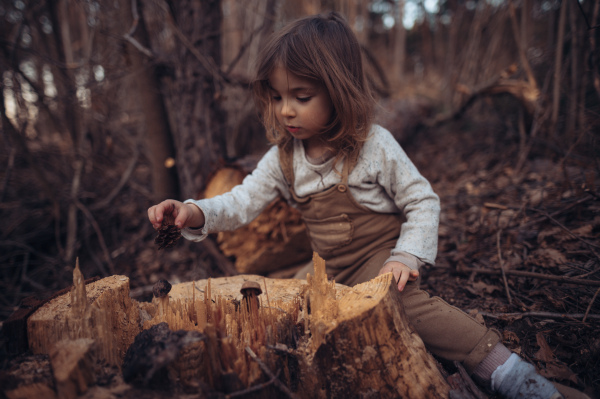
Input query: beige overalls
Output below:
<box><xmin>282</xmin><ymin>150</ymin><xmax>501</xmax><ymax>373</ymax></box>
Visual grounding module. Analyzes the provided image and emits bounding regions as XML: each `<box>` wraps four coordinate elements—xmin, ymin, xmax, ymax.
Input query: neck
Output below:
<box><xmin>303</xmin><ymin>137</ymin><xmax>332</xmax><ymax>164</ymax></box>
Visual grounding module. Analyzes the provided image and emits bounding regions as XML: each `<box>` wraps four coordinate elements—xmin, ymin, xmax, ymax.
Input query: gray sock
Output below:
<box><xmin>492</xmin><ymin>353</ymin><xmax>563</xmax><ymax>399</ymax></box>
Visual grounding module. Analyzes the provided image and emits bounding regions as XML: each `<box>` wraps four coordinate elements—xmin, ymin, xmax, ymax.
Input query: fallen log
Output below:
<box><xmin>16</xmin><ymin>254</ymin><xmax>453</xmax><ymax>398</ymax></box>
<box><xmin>203</xmin><ymin>166</ymin><xmax>312</xmax><ymax>275</ymax></box>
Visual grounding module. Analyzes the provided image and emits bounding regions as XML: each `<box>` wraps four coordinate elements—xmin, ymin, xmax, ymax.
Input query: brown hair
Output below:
<box><xmin>252</xmin><ymin>12</ymin><xmax>374</xmax><ymax>166</ymax></box>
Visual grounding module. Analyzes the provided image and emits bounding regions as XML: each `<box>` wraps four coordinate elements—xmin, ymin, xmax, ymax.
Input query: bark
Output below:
<box><xmin>124</xmin><ymin>0</ymin><xmax>179</xmax><ymax>201</ymax></box>
<box><xmin>160</xmin><ymin>0</ymin><xmax>227</xmax><ymax>200</ymax></box>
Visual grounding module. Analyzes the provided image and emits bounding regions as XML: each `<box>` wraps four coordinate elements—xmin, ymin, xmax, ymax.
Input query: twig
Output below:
<box><xmin>479</xmin><ymin>310</ymin><xmax>600</xmax><ymax>321</ymax></box>
<box><xmin>515</xmin><ymin>195</ymin><xmax>593</xmax><ymax>229</ymax></box>
<box><xmin>458</xmin><ymin>267</ymin><xmax>600</xmax><ymax>287</ymax></box>
<box><xmin>245</xmin><ymin>346</ymin><xmax>296</xmax><ymax>399</ymax></box>
<box><xmin>583</xmin><ymin>287</ymin><xmax>600</xmax><ymax>323</ymax></box>
<box><xmin>123</xmin><ymin>0</ymin><xmax>153</xmax><ymax>57</ymax></box>
<box><xmin>574</xmin><ymin>0</ymin><xmax>600</xmax><ymax>30</ymax></box>
<box><xmin>226</xmin><ymin>372</ymin><xmax>279</xmax><ymax>398</ymax></box>
<box><xmin>496</xmin><ymin>230</ymin><xmax>513</xmax><ymax>305</ymax></box>
<box><xmin>528</xmin><ymin>207</ymin><xmax>600</xmax><ymax>250</ymax></box>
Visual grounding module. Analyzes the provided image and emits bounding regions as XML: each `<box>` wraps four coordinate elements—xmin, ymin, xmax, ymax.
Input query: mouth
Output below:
<box><xmin>286</xmin><ymin>126</ymin><xmax>300</xmax><ymax>134</ymax></box>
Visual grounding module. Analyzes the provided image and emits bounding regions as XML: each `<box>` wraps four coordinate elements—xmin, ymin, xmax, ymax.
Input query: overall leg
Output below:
<box><xmin>399</xmin><ymin>281</ymin><xmax>501</xmax><ymax>372</ymax></box>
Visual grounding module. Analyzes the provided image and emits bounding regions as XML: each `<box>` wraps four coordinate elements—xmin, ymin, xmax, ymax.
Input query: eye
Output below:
<box><xmin>272</xmin><ymin>95</ymin><xmax>281</xmax><ymax>101</ymax></box>
<box><xmin>297</xmin><ymin>97</ymin><xmax>311</xmax><ymax>103</ymax></box>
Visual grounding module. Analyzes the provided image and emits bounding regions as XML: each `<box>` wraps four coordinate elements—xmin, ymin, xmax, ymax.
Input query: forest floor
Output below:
<box><xmin>1</xmin><ymin>98</ymin><xmax>599</xmax><ymax>398</ymax></box>
<box><xmin>402</xmin><ymin>106</ymin><xmax>600</xmax><ymax>398</ymax></box>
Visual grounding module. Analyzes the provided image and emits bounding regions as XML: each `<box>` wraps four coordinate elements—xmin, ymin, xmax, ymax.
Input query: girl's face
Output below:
<box><xmin>268</xmin><ymin>66</ymin><xmax>334</xmax><ymax>148</ymax></box>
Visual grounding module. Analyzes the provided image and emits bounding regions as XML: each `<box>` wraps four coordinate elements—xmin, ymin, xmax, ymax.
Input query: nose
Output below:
<box><xmin>280</xmin><ymin>98</ymin><xmax>295</xmax><ymax>118</ymax></box>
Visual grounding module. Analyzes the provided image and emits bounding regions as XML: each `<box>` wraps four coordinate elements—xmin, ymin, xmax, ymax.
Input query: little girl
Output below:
<box><xmin>148</xmin><ymin>12</ymin><xmax>577</xmax><ymax>399</ymax></box>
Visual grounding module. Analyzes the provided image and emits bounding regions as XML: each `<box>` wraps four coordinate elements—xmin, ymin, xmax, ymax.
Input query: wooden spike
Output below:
<box><xmin>70</xmin><ymin>258</ymin><xmax>87</xmax><ymax>319</ymax></box>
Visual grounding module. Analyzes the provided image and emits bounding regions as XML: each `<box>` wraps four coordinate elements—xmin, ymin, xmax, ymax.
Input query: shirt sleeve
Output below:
<box><xmin>370</xmin><ymin>127</ymin><xmax>440</xmax><ymax>266</ymax></box>
<box><xmin>181</xmin><ymin>146</ymin><xmax>288</xmax><ymax>242</ymax></box>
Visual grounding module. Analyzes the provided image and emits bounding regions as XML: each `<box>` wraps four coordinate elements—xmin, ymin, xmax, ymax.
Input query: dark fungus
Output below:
<box><xmin>153</xmin><ymin>279</ymin><xmax>172</xmax><ymax>298</ymax></box>
<box><xmin>240</xmin><ymin>281</ymin><xmax>262</xmax><ymax>297</ymax></box>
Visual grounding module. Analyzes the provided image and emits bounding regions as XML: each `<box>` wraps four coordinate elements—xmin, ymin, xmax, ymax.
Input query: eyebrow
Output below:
<box><xmin>268</xmin><ymin>84</ymin><xmax>318</xmax><ymax>93</ymax></box>
<box><xmin>267</xmin><ymin>83</ymin><xmax>317</xmax><ymax>93</ymax></box>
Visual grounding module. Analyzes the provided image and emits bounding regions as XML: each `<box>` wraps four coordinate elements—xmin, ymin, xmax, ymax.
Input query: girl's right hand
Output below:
<box><xmin>147</xmin><ymin>200</ymin><xmax>205</xmax><ymax>230</ymax></box>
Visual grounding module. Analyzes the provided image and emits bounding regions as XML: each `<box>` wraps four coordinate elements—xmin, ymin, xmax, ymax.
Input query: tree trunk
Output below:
<box><xmin>124</xmin><ymin>0</ymin><xmax>179</xmax><ymax>201</ymax></box>
<box><xmin>160</xmin><ymin>0</ymin><xmax>227</xmax><ymax>200</ymax></box>
<box><xmin>390</xmin><ymin>0</ymin><xmax>406</xmax><ymax>90</ymax></box>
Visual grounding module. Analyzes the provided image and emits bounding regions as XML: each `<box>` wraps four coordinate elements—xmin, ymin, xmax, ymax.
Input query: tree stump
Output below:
<box><xmin>19</xmin><ymin>254</ymin><xmax>451</xmax><ymax>398</ymax></box>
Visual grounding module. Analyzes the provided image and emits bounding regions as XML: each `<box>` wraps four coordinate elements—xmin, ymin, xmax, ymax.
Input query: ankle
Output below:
<box><xmin>472</xmin><ymin>343</ymin><xmax>512</xmax><ymax>384</ymax></box>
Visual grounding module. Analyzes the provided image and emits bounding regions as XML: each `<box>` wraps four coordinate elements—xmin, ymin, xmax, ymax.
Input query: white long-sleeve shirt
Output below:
<box><xmin>183</xmin><ymin>125</ymin><xmax>440</xmax><ymax>269</ymax></box>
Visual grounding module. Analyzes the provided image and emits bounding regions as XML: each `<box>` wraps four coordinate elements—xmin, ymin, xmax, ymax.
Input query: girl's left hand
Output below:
<box><xmin>378</xmin><ymin>261</ymin><xmax>419</xmax><ymax>292</ymax></box>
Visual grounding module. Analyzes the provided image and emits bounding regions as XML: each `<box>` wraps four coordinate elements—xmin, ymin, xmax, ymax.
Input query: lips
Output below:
<box><xmin>287</xmin><ymin>126</ymin><xmax>300</xmax><ymax>134</ymax></box>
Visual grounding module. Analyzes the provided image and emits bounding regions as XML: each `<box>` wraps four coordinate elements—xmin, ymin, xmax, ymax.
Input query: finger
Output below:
<box><xmin>409</xmin><ymin>270</ymin><xmax>420</xmax><ymax>281</ymax></box>
<box><xmin>397</xmin><ymin>271</ymin><xmax>410</xmax><ymax>292</ymax></box>
<box><xmin>377</xmin><ymin>264</ymin><xmax>391</xmax><ymax>276</ymax></box>
<box><xmin>148</xmin><ymin>206</ymin><xmax>160</xmax><ymax>229</ymax></box>
<box><xmin>173</xmin><ymin>204</ymin><xmax>188</xmax><ymax>229</ymax></box>
<box><xmin>155</xmin><ymin>204</ymin><xmax>165</xmax><ymax>224</ymax></box>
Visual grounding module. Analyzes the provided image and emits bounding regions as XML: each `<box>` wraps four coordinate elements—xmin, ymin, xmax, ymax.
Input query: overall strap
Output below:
<box><xmin>278</xmin><ymin>141</ymin><xmax>295</xmax><ymax>187</ymax></box>
<box><xmin>340</xmin><ymin>156</ymin><xmax>351</xmax><ymax>185</ymax></box>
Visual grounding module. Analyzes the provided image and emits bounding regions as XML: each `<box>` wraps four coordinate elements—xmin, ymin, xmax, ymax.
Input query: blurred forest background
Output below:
<box><xmin>1</xmin><ymin>0</ymin><xmax>599</xmax><ymax>395</ymax></box>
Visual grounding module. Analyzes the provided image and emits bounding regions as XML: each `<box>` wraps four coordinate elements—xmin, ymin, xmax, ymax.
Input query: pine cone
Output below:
<box><xmin>154</xmin><ymin>213</ymin><xmax>182</xmax><ymax>250</ymax></box>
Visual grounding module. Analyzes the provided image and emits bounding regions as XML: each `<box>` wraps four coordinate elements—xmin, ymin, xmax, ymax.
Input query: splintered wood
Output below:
<box><xmin>25</xmin><ymin>253</ymin><xmax>450</xmax><ymax>398</ymax></box>
<box><xmin>162</xmin><ymin>253</ymin><xmax>450</xmax><ymax>397</ymax></box>
<box><xmin>27</xmin><ymin>259</ymin><xmax>141</xmax><ymax>365</ymax></box>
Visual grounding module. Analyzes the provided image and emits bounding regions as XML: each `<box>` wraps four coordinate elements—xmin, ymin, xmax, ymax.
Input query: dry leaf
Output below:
<box><xmin>535</xmin><ymin>332</ymin><xmax>555</xmax><ymax>362</ymax></box>
<box><xmin>540</xmin><ymin>363</ymin><xmax>578</xmax><ymax>384</ymax></box>
<box><xmin>502</xmin><ymin>330</ymin><xmax>520</xmax><ymax>345</ymax></box>
<box><xmin>529</xmin><ymin>248</ymin><xmax>567</xmax><ymax>268</ymax></box>
<box><xmin>571</xmin><ymin>224</ymin><xmax>593</xmax><ymax>237</ymax></box>
<box><xmin>465</xmin><ymin>281</ymin><xmax>500</xmax><ymax>297</ymax></box>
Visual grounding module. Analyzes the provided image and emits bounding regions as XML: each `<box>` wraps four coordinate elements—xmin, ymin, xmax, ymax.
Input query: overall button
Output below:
<box><xmin>337</xmin><ymin>185</ymin><xmax>347</xmax><ymax>193</ymax></box>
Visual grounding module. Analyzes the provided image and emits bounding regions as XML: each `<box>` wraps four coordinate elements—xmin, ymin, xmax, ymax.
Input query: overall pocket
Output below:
<box><xmin>302</xmin><ymin>213</ymin><xmax>354</xmax><ymax>254</ymax></box>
